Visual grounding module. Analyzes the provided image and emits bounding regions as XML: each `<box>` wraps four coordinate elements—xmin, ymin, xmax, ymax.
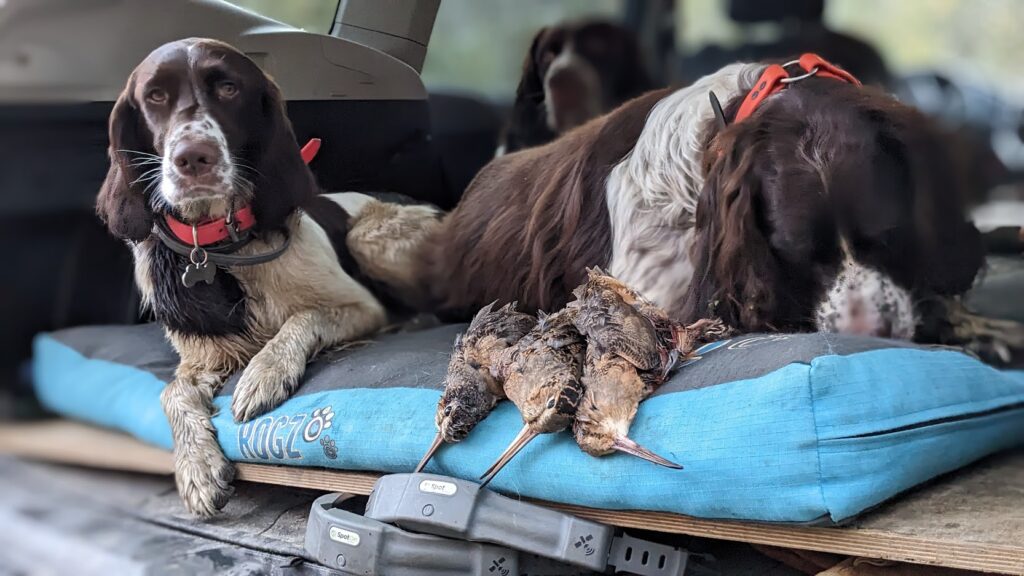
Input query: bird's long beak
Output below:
<box><xmin>479</xmin><ymin>425</ymin><xmax>538</xmax><ymax>486</ymax></box>
<box><xmin>414</xmin><ymin>433</ymin><xmax>445</xmax><ymax>473</ymax></box>
<box><xmin>613</xmin><ymin>437</ymin><xmax>683</xmax><ymax>469</ymax></box>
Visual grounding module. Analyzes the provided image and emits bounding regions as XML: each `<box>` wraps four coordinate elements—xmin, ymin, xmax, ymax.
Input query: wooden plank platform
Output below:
<box><xmin>1</xmin><ymin>420</ymin><xmax>1021</xmax><ymax>575</ymax></box>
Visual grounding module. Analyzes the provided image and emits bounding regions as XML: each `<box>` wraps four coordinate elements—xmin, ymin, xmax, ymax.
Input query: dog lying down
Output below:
<box><xmin>96</xmin><ymin>38</ymin><xmax>439</xmax><ymax>516</ymax></box>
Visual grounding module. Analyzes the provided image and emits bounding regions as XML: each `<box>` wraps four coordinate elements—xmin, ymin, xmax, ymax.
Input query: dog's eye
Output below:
<box><xmin>216</xmin><ymin>81</ymin><xmax>239</xmax><ymax>99</ymax></box>
<box><xmin>145</xmin><ymin>88</ymin><xmax>168</xmax><ymax>104</ymax></box>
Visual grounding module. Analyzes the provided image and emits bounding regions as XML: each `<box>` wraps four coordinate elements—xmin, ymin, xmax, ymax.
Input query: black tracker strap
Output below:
<box><xmin>152</xmin><ymin>218</ymin><xmax>292</xmax><ymax>267</ymax></box>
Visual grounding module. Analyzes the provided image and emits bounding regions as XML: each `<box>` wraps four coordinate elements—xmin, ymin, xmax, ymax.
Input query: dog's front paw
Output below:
<box><xmin>174</xmin><ymin>445</ymin><xmax>236</xmax><ymax>517</ymax></box>
<box><xmin>232</xmin><ymin>354</ymin><xmax>300</xmax><ymax>422</ymax></box>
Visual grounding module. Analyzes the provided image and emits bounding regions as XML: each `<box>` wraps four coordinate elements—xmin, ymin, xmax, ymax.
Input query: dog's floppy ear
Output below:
<box><xmin>683</xmin><ymin>130</ymin><xmax>778</xmax><ymax>330</ymax></box>
<box><xmin>250</xmin><ymin>72</ymin><xmax>317</xmax><ymax>231</ymax></box>
<box><xmin>882</xmin><ymin>112</ymin><xmax>984</xmax><ymax>295</ymax></box>
<box><xmin>96</xmin><ymin>81</ymin><xmax>155</xmax><ymax>241</ymax></box>
<box><xmin>499</xmin><ymin>27</ymin><xmax>555</xmax><ymax>152</ymax></box>
<box><xmin>518</xmin><ymin>26</ymin><xmax>550</xmax><ymax>105</ymax></box>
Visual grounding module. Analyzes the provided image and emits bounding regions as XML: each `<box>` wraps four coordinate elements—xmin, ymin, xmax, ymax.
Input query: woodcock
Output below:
<box><xmin>572</xmin><ymin>268</ymin><xmax>730</xmax><ymax>469</ymax></box>
<box><xmin>479</xmin><ymin>306</ymin><xmax>586</xmax><ymax>485</ymax></box>
<box><xmin>415</xmin><ymin>302</ymin><xmax>536</xmax><ymax>472</ymax></box>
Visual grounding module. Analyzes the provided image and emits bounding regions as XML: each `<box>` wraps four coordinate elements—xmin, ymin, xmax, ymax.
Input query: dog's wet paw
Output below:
<box><xmin>232</xmin><ymin>357</ymin><xmax>300</xmax><ymax>422</ymax></box>
<box><xmin>174</xmin><ymin>448</ymin><xmax>236</xmax><ymax>517</ymax></box>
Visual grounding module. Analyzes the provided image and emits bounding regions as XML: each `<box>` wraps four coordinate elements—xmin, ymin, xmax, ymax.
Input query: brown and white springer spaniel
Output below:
<box><xmin>498</xmin><ymin>20</ymin><xmax>653</xmax><ymax>154</ymax></box>
<box><xmin>97</xmin><ymin>38</ymin><xmax>437</xmax><ymax>516</ymax></box>
<box><xmin>423</xmin><ymin>57</ymin><xmax>1011</xmax><ymax>354</ymax></box>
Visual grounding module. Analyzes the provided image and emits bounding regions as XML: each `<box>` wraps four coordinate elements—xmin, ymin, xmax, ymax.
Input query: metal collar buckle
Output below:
<box><xmin>225</xmin><ymin>210</ymin><xmax>241</xmax><ymax>243</ymax></box>
<box><xmin>780</xmin><ymin>59</ymin><xmax>820</xmax><ymax>84</ymax></box>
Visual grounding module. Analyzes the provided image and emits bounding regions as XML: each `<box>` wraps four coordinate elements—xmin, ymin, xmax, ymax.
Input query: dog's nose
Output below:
<box><xmin>547</xmin><ymin>68</ymin><xmax>587</xmax><ymax>107</ymax></box>
<box><xmin>172</xmin><ymin>141</ymin><xmax>220</xmax><ymax>178</ymax></box>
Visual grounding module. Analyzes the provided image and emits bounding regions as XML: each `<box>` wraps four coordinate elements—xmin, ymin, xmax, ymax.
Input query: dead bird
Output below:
<box><xmin>479</xmin><ymin>306</ymin><xmax>586</xmax><ymax>485</ymax></box>
<box><xmin>572</xmin><ymin>268</ymin><xmax>729</xmax><ymax>468</ymax></box>
<box><xmin>415</xmin><ymin>302</ymin><xmax>537</xmax><ymax>472</ymax></box>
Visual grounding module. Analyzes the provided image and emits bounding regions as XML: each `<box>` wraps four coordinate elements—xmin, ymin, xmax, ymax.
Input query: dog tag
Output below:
<box><xmin>182</xmin><ymin>262</ymin><xmax>216</xmax><ymax>287</ymax></box>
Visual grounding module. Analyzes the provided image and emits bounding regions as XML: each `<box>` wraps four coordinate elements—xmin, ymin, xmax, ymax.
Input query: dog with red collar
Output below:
<box><xmin>421</xmin><ymin>53</ymin><xmax>1022</xmax><ymax>362</ymax></box>
<box><xmin>97</xmin><ymin>39</ymin><xmax>439</xmax><ymax>516</ymax></box>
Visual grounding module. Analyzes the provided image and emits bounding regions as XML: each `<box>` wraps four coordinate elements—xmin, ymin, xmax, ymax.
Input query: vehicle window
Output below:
<box><xmin>677</xmin><ymin>0</ymin><xmax>1024</xmax><ymax>102</ymax></box>
<box><xmin>828</xmin><ymin>0</ymin><xmax>1024</xmax><ymax>100</ymax></box>
<box><xmin>421</xmin><ymin>0</ymin><xmax>623</xmax><ymax>100</ymax></box>
<box><xmin>226</xmin><ymin>0</ymin><xmax>339</xmax><ymax>34</ymax></box>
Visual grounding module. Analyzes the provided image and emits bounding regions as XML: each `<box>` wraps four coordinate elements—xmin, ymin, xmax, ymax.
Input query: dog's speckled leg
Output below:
<box><xmin>161</xmin><ymin>364</ymin><xmax>235</xmax><ymax>517</ymax></box>
<box><xmin>231</xmin><ymin>302</ymin><xmax>386</xmax><ymax>422</ymax></box>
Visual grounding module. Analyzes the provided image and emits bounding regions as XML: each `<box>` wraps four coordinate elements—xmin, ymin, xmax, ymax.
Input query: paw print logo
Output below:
<box><xmin>320</xmin><ymin>436</ymin><xmax>338</xmax><ymax>459</ymax></box>
<box><xmin>488</xmin><ymin>557</ymin><xmax>509</xmax><ymax>576</ymax></box>
<box><xmin>574</xmin><ymin>534</ymin><xmax>596</xmax><ymax>556</ymax></box>
<box><xmin>303</xmin><ymin>406</ymin><xmax>335</xmax><ymax>442</ymax></box>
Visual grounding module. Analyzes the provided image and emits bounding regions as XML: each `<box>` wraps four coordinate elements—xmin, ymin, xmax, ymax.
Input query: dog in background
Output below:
<box><xmin>498</xmin><ymin>20</ymin><xmax>654</xmax><ymax>155</ymax></box>
<box><xmin>97</xmin><ymin>38</ymin><xmax>437</xmax><ymax>515</ymax></box>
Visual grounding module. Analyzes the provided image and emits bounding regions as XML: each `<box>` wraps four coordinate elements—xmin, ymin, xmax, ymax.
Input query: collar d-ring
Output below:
<box><xmin>188</xmin><ymin>225</ymin><xmax>208</xmax><ymax>266</ymax></box>
<box><xmin>780</xmin><ymin>64</ymin><xmax>820</xmax><ymax>84</ymax></box>
<box><xmin>189</xmin><ymin>246</ymin><xmax>208</xmax><ymax>266</ymax></box>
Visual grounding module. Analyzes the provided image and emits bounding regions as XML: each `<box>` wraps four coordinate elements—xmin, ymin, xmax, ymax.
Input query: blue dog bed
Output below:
<box><xmin>33</xmin><ymin>323</ymin><xmax>1024</xmax><ymax>524</ymax></box>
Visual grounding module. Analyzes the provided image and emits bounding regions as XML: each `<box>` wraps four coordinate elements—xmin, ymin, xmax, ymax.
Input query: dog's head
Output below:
<box><xmin>684</xmin><ymin>77</ymin><xmax>984</xmax><ymax>338</ymax></box>
<box><xmin>520</xmin><ymin>20</ymin><xmax>651</xmax><ymax>135</ymax></box>
<box><xmin>96</xmin><ymin>38</ymin><xmax>315</xmax><ymax>240</ymax></box>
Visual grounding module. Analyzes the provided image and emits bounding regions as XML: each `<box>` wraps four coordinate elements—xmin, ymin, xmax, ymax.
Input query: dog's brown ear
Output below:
<box><xmin>500</xmin><ymin>27</ymin><xmax>555</xmax><ymax>152</ymax></box>
<box><xmin>250</xmin><ymin>73</ymin><xmax>317</xmax><ymax>230</ymax></box>
<box><xmin>518</xmin><ymin>26</ymin><xmax>550</xmax><ymax>104</ymax></box>
<box><xmin>96</xmin><ymin>84</ymin><xmax>155</xmax><ymax>241</ymax></box>
<box><xmin>900</xmin><ymin>118</ymin><xmax>984</xmax><ymax>295</ymax></box>
<box><xmin>683</xmin><ymin>131</ymin><xmax>778</xmax><ymax>330</ymax></box>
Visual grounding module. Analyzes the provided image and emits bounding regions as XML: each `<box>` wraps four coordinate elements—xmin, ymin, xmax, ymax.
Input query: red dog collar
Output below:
<box><xmin>734</xmin><ymin>53</ymin><xmax>860</xmax><ymax>123</ymax></box>
<box><xmin>164</xmin><ymin>205</ymin><xmax>256</xmax><ymax>246</ymax></box>
<box><xmin>161</xmin><ymin>138</ymin><xmax>321</xmax><ymax>246</ymax></box>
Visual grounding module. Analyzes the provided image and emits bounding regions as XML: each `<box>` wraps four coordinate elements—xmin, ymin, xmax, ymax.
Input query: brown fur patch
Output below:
<box><xmin>421</xmin><ymin>88</ymin><xmax>672</xmax><ymax>319</ymax></box>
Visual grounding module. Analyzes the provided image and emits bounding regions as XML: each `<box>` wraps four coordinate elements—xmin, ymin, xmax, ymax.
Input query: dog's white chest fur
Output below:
<box><xmin>230</xmin><ymin>214</ymin><xmax>381</xmax><ymax>336</ymax></box>
<box><xmin>132</xmin><ymin>213</ymin><xmax>383</xmax><ymax>351</ymax></box>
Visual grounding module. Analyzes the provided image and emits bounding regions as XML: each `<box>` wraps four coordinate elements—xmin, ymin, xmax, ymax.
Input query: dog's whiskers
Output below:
<box><xmin>129</xmin><ymin>159</ymin><xmax>164</xmax><ymax>168</ymax></box>
<box><xmin>143</xmin><ymin>175</ymin><xmax>164</xmax><ymax>197</ymax></box>
<box><xmin>130</xmin><ymin>167</ymin><xmax>163</xmax><ymax>187</ymax></box>
<box><xmin>118</xmin><ymin>149</ymin><xmax>163</xmax><ymax>160</ymax></box>
<box><xmin>230</xmin><ymin>174</ymin><xmax>255</xmax><ymax>198</ymax></box>
<box><xmin>230</xmin><ymin>156</ymin><xmax>264</xmax><ymax>179</ymax></box>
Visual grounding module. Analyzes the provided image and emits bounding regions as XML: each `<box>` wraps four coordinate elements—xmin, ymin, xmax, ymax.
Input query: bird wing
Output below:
<box><xmin>575</xmin><ymin>296</ymin><xmax>661</xmax><ymax>370</ymax></box>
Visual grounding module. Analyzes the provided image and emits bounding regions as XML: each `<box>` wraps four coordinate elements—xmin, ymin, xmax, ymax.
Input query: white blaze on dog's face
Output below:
<box><xmin>543</xmin><ymin>43</ymin><xmax>602</xmax><ymax>133</ymax></box>
<box><xmin>815</xmin><ymin>254</ymin><xmax>917</xmax><ymax>339</ymax></box>
<box><xmin>531</xmin><ymin>21</ymin><xmax>647</xmax><ymax>135</ymax></box>
<box><xmin>158</xmin><ymin>113</ymin><xmax>239</xmax><ymax>219</ymax></box>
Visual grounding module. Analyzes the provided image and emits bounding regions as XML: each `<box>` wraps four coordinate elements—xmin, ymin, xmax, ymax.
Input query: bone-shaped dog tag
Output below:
<box><xmin>182</xmin><ymin>262</ymin><xmax>216</xmax><ymax>287</ymax></box>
